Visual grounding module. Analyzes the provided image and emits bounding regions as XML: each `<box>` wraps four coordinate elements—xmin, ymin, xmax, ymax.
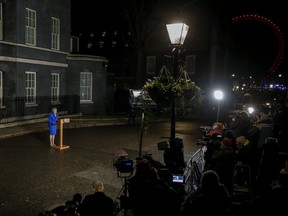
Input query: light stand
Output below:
<box><xmin>114</xmin><ymin>170</ymin><xmax>133</xmax><ymax>216</ymax></box>
<box><xmin>115</xmin><ymin>175</ymin><xmax>131</xmax><ymax>216</ymax></box>
<box><xmin>214</xmin><ymin>90</ymin><xmax>223</xmax><ymax>122</ymax></box>
<box><xmin>139</xmin><ymin>110</ymin><xmax>145</xmax><ymax>157</ymax></box>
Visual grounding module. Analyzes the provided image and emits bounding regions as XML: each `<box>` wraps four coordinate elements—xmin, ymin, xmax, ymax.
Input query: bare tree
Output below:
<box><xmin>115</xmin><ymin>0</ymin><xmax>163</xmax><ymax>88</ymax></box>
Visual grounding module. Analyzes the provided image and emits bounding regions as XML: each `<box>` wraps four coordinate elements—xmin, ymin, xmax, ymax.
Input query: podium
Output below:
<box><xmin>53</xmin><ymin>118</ymin><xmax>70</xmax><ymax>150</ymax></box>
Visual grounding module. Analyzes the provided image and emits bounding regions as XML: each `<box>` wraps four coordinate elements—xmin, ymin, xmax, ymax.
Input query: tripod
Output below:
<box><xmin>115</xmin><ymin>172</ymin><xmax>132</xmax><ymax>216</ymax></box>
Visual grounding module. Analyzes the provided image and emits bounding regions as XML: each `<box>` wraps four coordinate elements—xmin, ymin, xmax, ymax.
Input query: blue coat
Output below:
<box><xmin>48</xmin><ymin>113</ymin><xmax>58</xmax><ymax>135</ymax></box>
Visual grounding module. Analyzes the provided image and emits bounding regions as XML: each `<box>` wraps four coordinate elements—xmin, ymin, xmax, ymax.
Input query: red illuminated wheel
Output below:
<box><xmin>232</xmin><ymin>14</ymin><xmax>285</xmax><ymax>78</ymax></box>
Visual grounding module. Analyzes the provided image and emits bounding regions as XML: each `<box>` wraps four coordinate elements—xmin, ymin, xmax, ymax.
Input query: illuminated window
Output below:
<box><xmin>80</xmin><ymin>72</ymin><xmax>92</xmax><ymax>102</ymax></box>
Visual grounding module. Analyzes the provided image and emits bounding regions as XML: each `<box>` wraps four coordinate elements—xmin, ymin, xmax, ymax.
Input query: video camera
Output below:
<box><xmin>114</xmin><ymin>156</ymin><xmax>134</xmax><ymax>174</ymax></box>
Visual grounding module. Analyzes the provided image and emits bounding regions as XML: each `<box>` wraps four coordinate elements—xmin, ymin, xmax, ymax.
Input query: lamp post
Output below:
<box><xmin>165</xmin><ymin>23</ymin><xmax>189</xmax><ymax>173</ymax></box>
<box><xmin>214</xmin><ymin>90</ymin><xmax>223</xmax><ymax>122</ymax></box>
<box><xmin>166</xmin><ymin>23</ymin><xmax>189</xmax><ymax>141</ymax></box>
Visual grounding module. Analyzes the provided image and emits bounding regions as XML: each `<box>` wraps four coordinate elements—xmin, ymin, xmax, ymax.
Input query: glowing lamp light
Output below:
<box><xmin>166</xmin><ymin>23</ymin><xmax>189</xmax><ymax>45</ymax></box>
<box><xmin>248</xmin><ymin>107</ymin><xmax>254</xmax><ymax>114</ymax></box>
<box><xmin>214</xmin><ymin>90</ymin><xmax>224</xmax><ymax>122</ymax></box>
<box><xmin>214</xmin><ymin>90</ymin><xmax>223</xmax><ymax>100</ymax></box>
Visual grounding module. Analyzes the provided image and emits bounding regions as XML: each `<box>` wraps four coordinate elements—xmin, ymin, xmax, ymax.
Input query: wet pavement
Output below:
<box><xmin>0</xmin><ymin>115</ymin><xmax>128</xmax><ymax>140</ymax></box>
<box><xmin>0</xmin><ymin>112</ymin><xmax>217</xmax><ymax>216</ymax></box>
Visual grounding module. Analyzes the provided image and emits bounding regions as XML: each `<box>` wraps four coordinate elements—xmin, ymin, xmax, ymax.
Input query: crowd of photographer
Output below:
<box><xmin>38</xmin><ymin>97</ymin><xmax>288</xmax><ymax>216</ymax></box>
<box><xmin>39</xmin><ymin>149</ymin><xmax>287</xmax><ymax>216</ymax></box>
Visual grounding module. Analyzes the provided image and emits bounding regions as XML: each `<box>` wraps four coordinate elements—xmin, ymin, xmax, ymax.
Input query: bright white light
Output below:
<box><xmin>214</xmin><ymin>90</ymin><xmax>223</xmax><ymax>100</ymax></box>
<box><xmin>166</xmin><ymin>23</ymin><xmax>189</xmax><ymax>45</ymax></box>
<box><xmin>248</xmin><ymin>107</ymin><xmax>254</xmax><ymax>114</ymax></box>
<box><xmin>131</xmin><ymin>90</ymin><xmax>141</xmax><ymax>97</ymax></box>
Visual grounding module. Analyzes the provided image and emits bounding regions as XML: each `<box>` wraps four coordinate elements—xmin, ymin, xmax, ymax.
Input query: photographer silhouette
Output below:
<box><xmin>128</xmin><ymin>157</ymin><xmax>181</xmax><ymax>216</ymax></box>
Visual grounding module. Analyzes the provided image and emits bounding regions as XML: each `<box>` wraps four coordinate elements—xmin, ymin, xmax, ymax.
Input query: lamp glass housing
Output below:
<box><xmin>166</xmin><ymin>23</ymin><xmax>189</xmax><ymax>45</ymax></box>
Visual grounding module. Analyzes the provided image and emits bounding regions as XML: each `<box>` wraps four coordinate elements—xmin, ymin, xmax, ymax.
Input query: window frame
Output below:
<box><xmin>0</xmin><ymin>3</ymin><xmax>3</xmax><ymax>40</ymax></box>
<box><xmin>80</xmin><ymin>72</ymin><xmax>93</xmax><ymax>102</ymax></box>
<box><xmin>51</xmin><ymin>73</ymin><xmax>60</xmax><ymax>103</ymax></box>
<box><xmin>0</xmin><ymin>71</ymin><xmax>3</xmax><ymax>107</ymax></box>
<box><xmin>146</xmin><ymin>56</ymin><xmax>156</xmax><ymax>74</ymax></box>
<box><xmin>186</xmin><ymin>55</ymin><xmax>196</xmax><ymax>75</ymax></box>
<box><xmin>51</xmin><ymin>17</ymin><xmax>60</xmax><ymax>50</ymax></box>
<box><xmin>25</xmin><ymin>71</ymin><xmax>37</xmax><ymax>104</ymax></box>
<box><xmin>25</xmin><ymin>8</ymin><xmax>37</xmax><ymax>46</ymax></box>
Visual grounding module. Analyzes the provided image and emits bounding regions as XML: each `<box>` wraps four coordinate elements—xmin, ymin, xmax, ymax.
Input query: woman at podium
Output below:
<box><xmin>48</xmin><ymin>107</ymin><xmax>58</xmax><ymax>147</ymax></box>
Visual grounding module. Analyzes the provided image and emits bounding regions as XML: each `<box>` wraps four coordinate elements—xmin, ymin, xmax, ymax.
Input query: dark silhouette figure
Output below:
<box><xmin>64</xmin><ymin>193</ymin><xmax>82</xmax><ymax>216</ymax></box>
<box><xmin>51</xmin><ymin>193</ymin><xmax>82</xmax><ymax>216</ymax></box>
<box><xmin>273</xmin><ymin>103</ymin><xmax>288</xmax><ymax>151</ymax></box>
<box><xmin>81</xmin><ymin>181</ymin><xmax>115</xmax><ymax>216</ymax></box>
<box><xmin>180</xmin><ymin>170</ymin><xmax>231</xmax><ymax>216</ymax></box>
<box><xmin>128</xmin><ymin>158</ymin><xmax>181</xmax><ymax>216</ymax></box>
<box><xmin>209</xmin><ymin>138</ymin><xmax>235</xmax><ymax>193</ymax></box>
<box><xmin>250</xmin><ymin>162</ymin><xmax>288</xmax><ymax>215</ymax></box>
<box><xmin>234</xmin><ymin>135</ymin><xmax>259</xmax><ymax>191</ymax></box>
<box><xmin>268</xmin><ymin>167</ymin><xmax>288</xmax><ymax>215</ymax></box>
<box><xmin>228</xmin><ymin>111</ymin><xmax>253</xmax><ymax>138</ymax></box>
<box><xmin>256</xmin><ymin>137</ymin><xmax>280</xmax><ymax>193</ymax></box>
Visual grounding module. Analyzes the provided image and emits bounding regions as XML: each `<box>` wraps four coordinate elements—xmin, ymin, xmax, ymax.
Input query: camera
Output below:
<box><xmin>114</xmin><ymin>156</ymin><xmax>134</xmax><ymax>173</ymax></box>
<box><xmin>172</xmin><ymin>174</ymin><xmax>185</xmax><ymax>183</ymax></box>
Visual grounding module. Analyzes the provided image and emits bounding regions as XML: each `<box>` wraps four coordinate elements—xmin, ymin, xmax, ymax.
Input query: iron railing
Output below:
<box><xmin>0</xmin><ymin>95</ymin><xmax>80</xmax><ymax>123</ymax></box>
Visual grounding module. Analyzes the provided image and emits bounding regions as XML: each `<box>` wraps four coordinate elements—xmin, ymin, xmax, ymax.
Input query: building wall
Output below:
<box><xmin>1</xmin><ymin>0</ymin><xmax>71</xmax><ymax>98</ymax></box>
<box><xmin>14</xmin><ymin>0</ymin><xmax>71</xmax><ymax>52</ymax></box>
<box><xmin>0</xmin><ymin>0</ymin><xmax>113</xmax><ymax>121</ymax></box>
<box><xmin>0</xmin><ymin>61</ymin><xmax>17</xmax><ymax>97</ymax></box>
<box><xmin>3</xmin><ymin>0</ymin><xmax>17</xmax><ymax>42</ymax></box>
<box><xmin>15</xmin><ymin>63</ymin><xmax>67</xmax><ymax>97</ymax></box>
<box><xmin>67</xmin><ymin>54</ymin><xmax>109</xmax><ymax>115</ymax></box>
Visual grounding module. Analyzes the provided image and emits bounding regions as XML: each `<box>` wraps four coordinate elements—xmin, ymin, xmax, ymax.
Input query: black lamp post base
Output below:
<box><xmin>163</xmin><ymin>138</ymin><xmax>185</xmax><ymax>174</ymax></box>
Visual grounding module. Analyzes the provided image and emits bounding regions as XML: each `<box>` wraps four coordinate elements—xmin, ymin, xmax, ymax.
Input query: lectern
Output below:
<box><xmin>53</xmin><ymin>118</ymin><xmax>70</xmax><ymax>150</ymax></box>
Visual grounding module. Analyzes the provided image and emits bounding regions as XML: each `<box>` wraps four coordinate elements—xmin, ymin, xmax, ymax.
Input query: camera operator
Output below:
<box><xmin>128</xmin><ymin>157</ymin><xmax>181</xmax><ymax>216</ymax></box>
<box><xmin>180</xmin><ymin>170</ymin><xmax>231</xmax><ymax>216</ymax></box>
<box><xmin>227</xmin><ymin>111</ymin><xmax>253</xmax><ymax>139</ymax></box>
<box><xmin>81</xmin><ymin>181</ymin><xmax>115</xmax><ymax>216</ymax></box>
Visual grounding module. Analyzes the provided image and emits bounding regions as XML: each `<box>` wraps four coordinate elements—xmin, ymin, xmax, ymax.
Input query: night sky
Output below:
<box><xmin>228</xmin><ymin>0</ymin><xmax>288</xmax><ymax>78</ymax></box>
<box><xmin>71</xmin><ymin>0</ymin><xmax>288</xmax><ymax>79</ymax></box>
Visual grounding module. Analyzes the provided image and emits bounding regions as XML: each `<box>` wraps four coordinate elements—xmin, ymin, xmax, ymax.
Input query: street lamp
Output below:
<box><xmin>166</xmin><ymin>23</ymin><xmax>189</xmax><ymax>141</ymax></box>
<box><xmin>214</xmin><ymin>90</ymin><xmax>223</xmax><ymax>122</ymax></box>
<box><xmin>166</xmin><ymin>23</ymin><xmax>189</xmax><ymax>46</ymax></box>
<box><xmin>165</xmin><ymin>22</ymin><xmax>189</xmax><ymax>173</ymax></box>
